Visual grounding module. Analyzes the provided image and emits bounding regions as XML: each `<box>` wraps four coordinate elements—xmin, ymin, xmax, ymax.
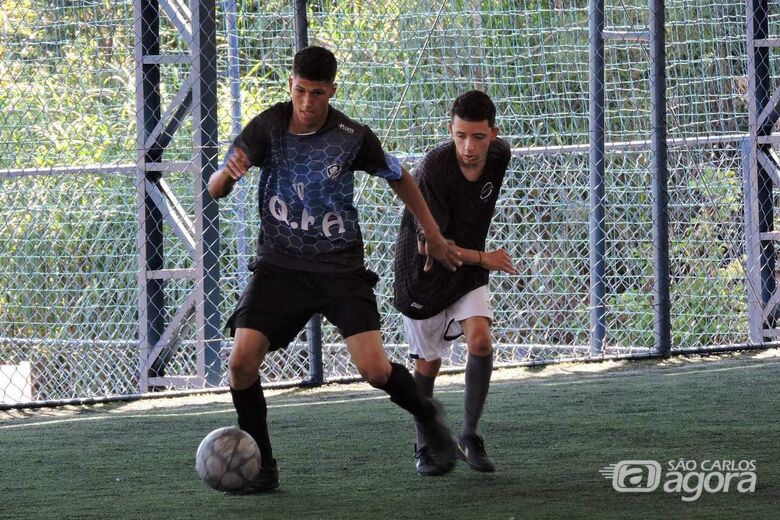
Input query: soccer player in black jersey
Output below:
<box><xmin>394</xmin><ymin>90</ymin><xmax>517</xmax><ymax>476</ymax></box>
<box><xmin>207</xmin><ymin>46</ymin><xmax>462</xmax><ymax>492</ymax></box>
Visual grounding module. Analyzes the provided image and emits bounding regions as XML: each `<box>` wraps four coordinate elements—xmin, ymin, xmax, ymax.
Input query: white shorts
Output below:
<box><xmin>402</xmin><ymin>285</ymin><xmax>493</xmax><ymax>361</ymax></box>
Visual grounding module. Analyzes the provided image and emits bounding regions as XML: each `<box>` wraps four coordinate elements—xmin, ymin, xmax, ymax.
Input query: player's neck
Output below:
<box><xmin>288</xmin><ymin>113</ymin><xmax>328</xmax><ymax>135</ymax></box>
<box><xmin>458</xmin><ymin>161</ymin><xmax>486</xmax><ymax>182</ymax></box>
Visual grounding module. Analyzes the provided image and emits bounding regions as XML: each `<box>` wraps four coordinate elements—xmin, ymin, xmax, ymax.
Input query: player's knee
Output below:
<box><xmin>228</xmin><ymin>330</ymin><xmax>268</xmax><ymax>385</ymax></box>
<box><xmin>228</xmin><ymin>349</ymin><xmax>261</xmax><ymax>385</ymax></box>
<box><xmin>467</xmin><ymin>333</ymin><xmax>493</xmax><ymax>357</ymax></box>
<box><xmin>362</xmin><ymin>364</ymin><xmax>391</xmax><ymax>387</ymax></box>
<box><xmin>227</xmin><ymin>354</ymin><xmax>246</xmax><ymax>375</ymax></box>
<box><xmin>415</xmin><ymin>358</ymin><xmax>441</xmax><ymax>378</ymax></box>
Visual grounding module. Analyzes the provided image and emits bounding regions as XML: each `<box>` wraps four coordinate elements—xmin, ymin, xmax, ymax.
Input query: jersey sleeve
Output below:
<box><xmin>231</xmin><ymin>111</ymin><xmax>273</xmax><ymax>168</ymax></box>
<box><xmin>490</xmin><ymin>138</ymin><xmax>512</xmax><ymax>171</ymax></box>
<box><xmin>352</xmin><ymin>127</ymin><xmax>403</xmax><ymax>181</ymax></box>
<box><xmin>413</xmin><ymin>153</ymin><xmax>450</xmax><ymax>240</ymax></box>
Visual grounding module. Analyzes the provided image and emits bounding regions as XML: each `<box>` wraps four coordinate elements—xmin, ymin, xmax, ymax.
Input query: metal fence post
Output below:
<box><xmin>589</xmin><ymin>0</ymin><xmax>606</xmax><ymax>355</ymax></box>
<box><xmin>135</xmin><ymin>0</ymin><xmax>165</xmax><ymax>389</ymax></box>
<box><xmin>650</xmin><ymin>0</ymin><xmax>671</xmax><ymax>357</ymax></box>
<box><xmin>191</xmin><ymin>0</ymin><xmax>222</xmax><ymax>385</ymax></box>
<box><xmin>224</xmin><ymin>0</ymin><xmax>249</xmax><ymax>287</ymax></box>
<box><xmin>294</xmin><ymin>0</ymin><xmax>324</xmax><ymax>386</ymax></box>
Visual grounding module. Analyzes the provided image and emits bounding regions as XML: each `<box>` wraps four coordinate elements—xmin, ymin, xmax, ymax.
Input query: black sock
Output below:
<box><xmin>378</xmin><ymin>362</ymin><xmax>435</xmax><ymax>420</ymax></box>
<box><xmin>463</xmin><ymin>353</ymin><xmax>493</xmax><ymax>438</ymax></box>
<box><xmin>230</xmin><ymin>377</ymin><xmax>273</xmax><ymax>465</ymax></box>
<box><xmin>413</xmin><ymin>371</ymin><xmax>436</xmax><ymax>449</ymax></box>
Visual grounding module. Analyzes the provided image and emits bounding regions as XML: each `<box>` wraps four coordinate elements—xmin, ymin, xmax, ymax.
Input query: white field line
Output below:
<box><xmin>0</xmin><ymin>393</ymin><xmax>429</xmax><ymax>431</ymax></box>
<box><xmin>1</xmin><ymin>360</ymin><xmax>777</xmax><ymax>431</ymax></box>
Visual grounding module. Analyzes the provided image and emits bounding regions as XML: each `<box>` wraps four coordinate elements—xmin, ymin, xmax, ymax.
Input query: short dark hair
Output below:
<box><xmin>450</xmin><ymin>90</ymin><xmax>496</xmax><ymax>127</ymax></box>
<box><xmin>292</xmin><ymin>46</ymin><xmax>337</xmax><ymax>83</ymax></box>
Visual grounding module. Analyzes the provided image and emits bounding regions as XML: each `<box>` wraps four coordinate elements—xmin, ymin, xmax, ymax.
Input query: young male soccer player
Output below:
<box><xmin>207</xmin><ymin>46</ymin><xmax>462</xmax><ymax>492</ymax></box>
<box><xmin>393</xmin><ymin>90</ymin><xmax>517</xmax><ymax>476</ymax></box>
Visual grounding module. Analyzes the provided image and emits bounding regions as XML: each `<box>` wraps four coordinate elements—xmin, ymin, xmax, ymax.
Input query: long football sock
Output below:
<box><xmin>413</xmin><ymin>371</ymin><xmax>436</xmax><ymax>449</ymax></box>
<box><xmin>230</xmin><ymin>377</ymin><xmax>273</xmax><ymax>465</ymax></box>
<box><xmin>378</xmin><ymin>362</ymin><xmax>436</xmax><ymax>420</ymax></box>
<box><xmin>462</xmin><ymin>352</ymin><xmax>493</xmax><ymax>438</ymax></box>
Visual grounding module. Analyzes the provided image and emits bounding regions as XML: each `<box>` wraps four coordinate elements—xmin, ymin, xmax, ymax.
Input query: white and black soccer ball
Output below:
<box><xmin>195</xmin><ymin>426</ymin><xmax>261</xmax><ymax>492</ymax></box>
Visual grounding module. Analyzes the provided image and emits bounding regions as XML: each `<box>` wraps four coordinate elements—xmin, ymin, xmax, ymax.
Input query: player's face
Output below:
<box><xmin>450</xmin><ymin>116</ymin><xmax>499</xmax><ymax>169</ymax></box>
<box><xmin>288</xmin><ymin>75</ymin><xmax>336</xmax><ymax>133</ymax></box>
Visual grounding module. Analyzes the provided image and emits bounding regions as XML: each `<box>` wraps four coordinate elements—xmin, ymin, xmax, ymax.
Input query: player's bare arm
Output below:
<box><xmin>387</xmin><ymin>169</ymin><xmax>462</xmax><ymax>272</ymax></box>
<box><xmin>460</xmin><ymin>246</ymin><xmax>517</xmax><ymax>275</ymax></box>
<box><xmin>414</xmin><ymin>240</ymin><xmax>516</xmax><ymax>275</ymax></box>
<box><xmin>207</xmin><ymin>146</ymin><xmax>251</xmax><ymax>199</ymax></box>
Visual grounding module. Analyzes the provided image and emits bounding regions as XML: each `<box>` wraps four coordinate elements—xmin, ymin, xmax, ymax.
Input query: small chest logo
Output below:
<box><xmin>326</xmin><ymin>164</ymin><xmax>343</xmax><ymax>179</ymax></box>
<box><xmin>480</xmin><ymin>181</ymin><xmax>494</xmax><ymax>201</ymax></box>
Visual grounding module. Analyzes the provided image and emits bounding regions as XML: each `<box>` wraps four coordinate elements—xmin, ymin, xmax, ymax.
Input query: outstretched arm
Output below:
<box><xmin>455</xmin><ymin>246</ymin><xmax>517</xmax><ymax>275</ymax></box>
<box><xmin>415</xmin><ymin>240</ymin><xmax>517</xmax><ymax>275</ymax></box>
<box><xmin>388</xmin><ymin>170</ymin><xmax>462</xmax><ymax>272</ymax></box>
<box><xmin>208</xmin><ymin>146</ymin><xmax>251</xmax><ymax>199</ymax></box>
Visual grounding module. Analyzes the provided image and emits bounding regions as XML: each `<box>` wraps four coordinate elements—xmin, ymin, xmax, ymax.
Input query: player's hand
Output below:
<box><xmin>418</xmin><ymin>233</ymin><xmax>461</xmax><ymax>272</ymax></box>
<box><xmin>480</xmin><ymin>248</ymin><xmax>518</xmax><ymax>275</ymax></box>
<box><xmin>223</xmin><ymin>146</ymin><xmax>251</xmax><ymax>181</ymax></box>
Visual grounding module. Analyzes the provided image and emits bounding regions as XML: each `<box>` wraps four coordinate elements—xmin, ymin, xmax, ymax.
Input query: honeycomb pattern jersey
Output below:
<box><xmin>229</xmin><ymin>101</ymin><xmax>402</xmax><ymax>273</ymax></box>
<box><xmin>393</xmin><ymin>138</ymin><xmax>511</xmax><ymax>320</ymax></box>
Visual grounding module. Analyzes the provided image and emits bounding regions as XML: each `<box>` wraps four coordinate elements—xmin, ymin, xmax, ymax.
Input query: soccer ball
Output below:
<box><xmin>195</xmin><ymin>426</ymin><xmax>261</xmax><ymax>492</ymax></box>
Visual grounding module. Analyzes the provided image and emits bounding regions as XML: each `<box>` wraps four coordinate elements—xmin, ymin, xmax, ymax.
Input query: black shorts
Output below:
<box><xmin>226</xmin><ymin>261</ymin><xmax>382</xmax><ymax>351</ymax></box>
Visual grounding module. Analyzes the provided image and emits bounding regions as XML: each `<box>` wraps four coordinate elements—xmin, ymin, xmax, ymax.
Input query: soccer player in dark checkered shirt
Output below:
<box><xmin>393</xmin><ymin>90</ymin><xmax>517</xmax><ymax>476</ymax></box>
<box><xmin>207</xmin><ymin>46</ymin><xmax>462</xmax><ymax>492</ymax></box>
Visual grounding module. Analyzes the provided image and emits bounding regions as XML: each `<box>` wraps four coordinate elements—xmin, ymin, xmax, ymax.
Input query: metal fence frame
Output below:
<box><xmin>1</xmin><ymin>0</ymin><xmax>777</xmax><ymax>409</ymax></box>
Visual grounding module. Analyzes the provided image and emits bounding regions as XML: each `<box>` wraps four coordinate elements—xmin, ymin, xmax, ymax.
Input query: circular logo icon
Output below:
<box><xmin>480</xmin><ymin>181</ymin><xmax>494</xmax><ymax>201</ymax></box>
<box><xmin>326</xmin><ymin>164</ymin><xmax>343</xmax><ymax>179</ymax></box>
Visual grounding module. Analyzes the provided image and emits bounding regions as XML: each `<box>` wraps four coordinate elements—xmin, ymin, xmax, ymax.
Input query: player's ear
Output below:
<box><xmin>329</xmin><ymin>82</ymin><xmax>337</xmax><ymax>97</ymax></box>
<box><xmin>288</xmin><ymin>76</ymin><xmax>293</xmax><ymax>91</ymax></box>
<box><xmin>490</xmin><ymin>126</ymin><xmax>499</xmax><ymax>141</ymax></box>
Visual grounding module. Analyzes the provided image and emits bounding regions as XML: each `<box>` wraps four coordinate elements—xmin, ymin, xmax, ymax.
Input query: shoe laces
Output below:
<box><xmin>467</xmin><ymin>435</ymin><xmax>488</xmax><ymax>457</ymax></box>
<box><xmin>415</xmin><ymin>445</ymin><xmax>436</xmax><ymax>465</ymax></box>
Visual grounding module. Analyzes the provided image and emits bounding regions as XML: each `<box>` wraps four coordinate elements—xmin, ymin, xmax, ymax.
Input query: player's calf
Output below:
<box><xmin>417</xmin><ymin>398</ymin><xmax>457</xmax><ymax>474</ymax></box>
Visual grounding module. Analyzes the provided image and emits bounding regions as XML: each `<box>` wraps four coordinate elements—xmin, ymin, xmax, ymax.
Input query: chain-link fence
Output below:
<box><xmin>0</xmin><ymin>1</ymin><xmax>761</xmax><ymax>406</ymax></box>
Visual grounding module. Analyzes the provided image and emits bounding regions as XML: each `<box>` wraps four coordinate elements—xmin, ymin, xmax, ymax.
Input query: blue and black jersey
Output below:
<box><xmin>228</xmin><ymin>102</ymin><xmax>402</xmax><ymax>273</ymax></box>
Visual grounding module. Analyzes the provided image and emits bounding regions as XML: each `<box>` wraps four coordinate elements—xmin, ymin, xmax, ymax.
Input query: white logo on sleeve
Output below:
<box><xmin>338</xmin><ymin>123</ymin><xmax>355</xmax><ymax>134</ymax></box>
